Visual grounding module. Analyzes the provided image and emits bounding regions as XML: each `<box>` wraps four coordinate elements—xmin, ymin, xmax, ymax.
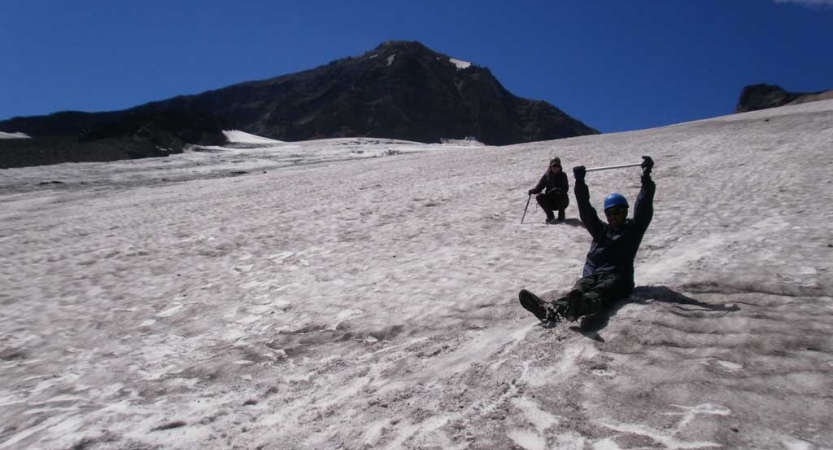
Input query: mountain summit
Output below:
<box><xmin>0</xmin><ymin>41</ymin><xmax>597</xmax><ymax>147</ymax></box>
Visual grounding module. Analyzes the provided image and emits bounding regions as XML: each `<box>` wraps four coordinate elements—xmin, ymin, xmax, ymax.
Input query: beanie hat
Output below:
<box><xmin>550</xmin><ymin>158</ymin><xmax>561</xmax><ymax>167</ymax></box>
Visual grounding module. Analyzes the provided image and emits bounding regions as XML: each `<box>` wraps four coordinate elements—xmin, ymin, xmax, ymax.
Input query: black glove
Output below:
<box><xmin>641</xmin><ymin>156</ymin><xmax>654</xmax><ymax>175</ymax></box>
<box><xmin>528</xmin><ymin>189</ymin><xmax>536</xmax><ymax>196</ymax></box>
<box><xmin>573</xmin><ymin>165</ymin><xmax>586</xmax><ymax>182</ymax></box>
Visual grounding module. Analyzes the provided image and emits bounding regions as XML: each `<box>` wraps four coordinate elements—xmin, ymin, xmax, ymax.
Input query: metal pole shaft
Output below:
<box><xmin>585</xmin><ymin>162</ymin><xmax>643</xmax><ymax>173</ymax></box>
<box><xmin>521</xmin><ymin>194</ymin><xmax>532</xmax><ymax>224</ymax></box>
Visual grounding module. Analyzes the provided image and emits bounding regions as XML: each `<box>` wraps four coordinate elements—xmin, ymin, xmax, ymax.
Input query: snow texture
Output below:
<box><xmin>1</xmin><ymin>100</ymin><xmax>832</xmax><ymax>449</ymax></box>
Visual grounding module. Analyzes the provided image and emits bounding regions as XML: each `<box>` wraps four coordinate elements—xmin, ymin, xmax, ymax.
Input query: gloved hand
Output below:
<box><xmin>573</xmin><ymin>165</ymin><xmax>586</xmax><ymax>182</ymax></box>
<box><xmin>528</xmin><ymin>189</ymin><xmax>536</xmax><ymax>196</ymax></box>
<box><xmin>641</xmin><ymin>156</ymin><xmax>654</xmax><ymax>175</ymax></box>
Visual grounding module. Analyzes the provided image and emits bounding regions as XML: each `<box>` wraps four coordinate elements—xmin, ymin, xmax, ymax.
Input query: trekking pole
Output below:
<box><xmin>585</xmin><ymin>162</ymin><xmax>643</xmax><ymax>172</ymax></box>
<box><xmin>521</xmin><ymin>194</ymin><xmax>532</xmax><ymax>224</ymax></box>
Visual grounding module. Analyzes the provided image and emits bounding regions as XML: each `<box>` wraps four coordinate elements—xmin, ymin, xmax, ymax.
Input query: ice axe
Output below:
<box><xmin>520</xmin><ymin>193</ymin><xmax>532</xmax><ymax>224</ymax></box>
<box><xmin>584</xmin><ymin>161</ymin><xmax>644</xmax><ymax>173</ymax></box>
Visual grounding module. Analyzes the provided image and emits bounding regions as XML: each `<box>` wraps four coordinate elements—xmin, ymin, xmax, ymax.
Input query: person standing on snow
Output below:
<box><xmin>519</xmin><ymin>156</ymin><xmax>655</xmax><ymax>323</ymax></box>
<box><xmin>528</xmin><ymin>158</ymin><xmax>570</xmax><ymax>224</ymax></box>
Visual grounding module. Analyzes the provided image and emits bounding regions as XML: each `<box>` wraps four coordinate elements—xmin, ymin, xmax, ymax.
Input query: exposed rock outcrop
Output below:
<box><xmin>735</xmin><ymin>83</ymin><xmax>832</xmax><ymax>113</ymax></box>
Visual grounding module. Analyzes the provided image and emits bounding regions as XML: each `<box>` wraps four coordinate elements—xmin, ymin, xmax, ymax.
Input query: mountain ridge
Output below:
<box><xmin>0</xmin><ymin>41</ymin><xmax>598</xmax><ymax>148</ymax></box>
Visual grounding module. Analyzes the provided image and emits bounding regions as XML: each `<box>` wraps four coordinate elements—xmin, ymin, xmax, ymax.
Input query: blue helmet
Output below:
<box><xmin>603</xmin><ymin>193</ymin><xmax>629</xmax><ymax>211</ymax></box>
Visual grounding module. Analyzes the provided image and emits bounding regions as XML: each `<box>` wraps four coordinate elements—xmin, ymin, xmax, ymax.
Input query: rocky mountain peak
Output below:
<box><xmin>1</xmin><ymin>41</ymin><xmax>597</xmax><ymax>159</ymax></box>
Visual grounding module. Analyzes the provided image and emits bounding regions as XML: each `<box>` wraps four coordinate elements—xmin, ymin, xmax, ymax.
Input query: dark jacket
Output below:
<box><xmin>531</xmin><ymin>170</ymin><xmax>569</xmax><ymax>195</ymax></box>
<box><xmin>575</xmin><ymin>173</ymin><xmax>655</xmax><ymax>287</ymax></box>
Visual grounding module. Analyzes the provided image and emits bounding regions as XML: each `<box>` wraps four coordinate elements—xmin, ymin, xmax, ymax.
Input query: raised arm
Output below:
<box><xmin>573</xmin><ymin>166</ymin><xmax>604</xmax><ymax>239</ymax></box>
<box><xmin>632</xmin><ymin>156</ymin><xmax>656</xmax><ymax>233</ymax></box>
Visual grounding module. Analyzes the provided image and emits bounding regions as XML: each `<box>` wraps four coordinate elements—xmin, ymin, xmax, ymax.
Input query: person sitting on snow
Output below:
<box><xmin>528</xmin><ymin>157</ymin><xmax>570</xmax><ymax>224</ymax></box>
<box><xmin>519</xmin><ymin>156</ymin><xmax>655</xmax><ymax>323</ymax></box>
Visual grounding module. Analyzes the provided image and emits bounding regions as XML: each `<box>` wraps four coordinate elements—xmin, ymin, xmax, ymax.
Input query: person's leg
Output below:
<box><xmin>546</xmin><ymin>276</ymin><xmax>594</xmax><ymax>320</ymax></box>
<box><xmin>571</xmin><ymin>275</ymin><xmax>596</xmax><ymax>294</ymax></box>
<box><xmin>571</xmin><ymin>274</ymin><xmax>632</xmax><ymax>318</ymax></box>
<box><xmin>536</xmin><ymin>193</ymin><xmax>555</xmax><ymax>221</ymax></box>
<box><xmin>555</xmin><ymin>192</ymin><xmax>569</xmax><ymax>221</ymax></box>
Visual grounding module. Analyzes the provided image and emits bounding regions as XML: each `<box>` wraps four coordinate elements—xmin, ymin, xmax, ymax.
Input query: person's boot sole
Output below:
<box><xmin>519</xmin><ymin>289</ymin><xmax>550</xmax><ymax>322</ymax></box>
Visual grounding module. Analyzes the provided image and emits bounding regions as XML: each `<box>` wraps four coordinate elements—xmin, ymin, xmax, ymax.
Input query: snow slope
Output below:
<box><xmin>1</xmin><ymin>101</ymin><xmax>832</xmax><ymax>449</ymax></box>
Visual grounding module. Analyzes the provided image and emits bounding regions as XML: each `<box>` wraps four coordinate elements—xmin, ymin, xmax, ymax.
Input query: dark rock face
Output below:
<box><xmin>77</xmin><ymin>110</ymin><xmax>230</xmax><ymax>148</ymax></box>
<box><xmin>1</xmin><ymin>41</ymin><xmax>595</xmax><ymax>145</ymax></box>
<box><xmin>0</xmin><ymin>110</ymin><xmax>228</xmax><ymax>168</ymax></box>
<box><xmin>127</xmin><ymin>41</ymin><xmax>598</xmax><ymax>145</ymax></box>
<box><xmin>0</xmin><ymin>111</ymin><xmax>98</xmax><ymax>138</ymax></box>
<box><xmin>0</xmin><ymin>136</ymin><xmax>183</xmax><ymax>169</ymax></box>
<box><xmin>735</xmin><ymin>84</ymin><xmax>802</xmax><ymax>113</ymax></box>
<box><xmin>132</xmin><ymin>41</ymin><xmax>598</xmax><ymax>145</ymax></box>
<box><xmin>735</xmin><ymin>83</ymin><xmax>831</xmax><ymax>113</ymax></box>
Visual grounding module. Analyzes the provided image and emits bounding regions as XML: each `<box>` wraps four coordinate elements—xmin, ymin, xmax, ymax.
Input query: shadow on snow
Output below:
<box><xmin>566</xmin><ymin>285</ymin><xmax>741</xmax><ymax>342</ymax></box>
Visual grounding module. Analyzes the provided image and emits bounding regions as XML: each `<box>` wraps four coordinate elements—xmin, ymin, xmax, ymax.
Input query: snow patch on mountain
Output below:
<box><xmin>222</xmin><ymin>130</ymin><xmax>283</xmax><ymax>144</ymax></box>
<box><xmin>0</xmin><ymin>131</ymin><xmax>30</xmax><ymax>139</ymax></box>
<box><xmin>449</xmin><ymin>58</ymin><xmax>472</xmax><ymax>70</ymax></box>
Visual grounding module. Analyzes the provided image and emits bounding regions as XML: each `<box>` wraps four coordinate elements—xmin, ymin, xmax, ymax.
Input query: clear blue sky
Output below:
<box><xmin>2</xmin><ymin>0</ymin><xmax>832</xmax><ymax>133</ymax></box>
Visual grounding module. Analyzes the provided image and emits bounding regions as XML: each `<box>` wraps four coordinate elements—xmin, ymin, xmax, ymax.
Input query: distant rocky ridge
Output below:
<box><xmin>0</xmin><ymin>41</ymin><xmax>597</xmax><ymax>168</ymax></box>
<box><xmin>0</xmin><ymin>111</ymin><xmax>230</xmax><ymax>169</ymax></box>
<box><xmin>0</xmin><ymin>136</ymin><xmax>182</xmax><ymax>169</ymax></box>
<box><xmin>735</xmin><ymin>83</ymin><xmax>833</xmax><ymax>113</ymax></box>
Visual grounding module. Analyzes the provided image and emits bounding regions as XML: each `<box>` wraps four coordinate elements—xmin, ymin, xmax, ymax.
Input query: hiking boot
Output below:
<box><xmin>557</xmin><ymin>210</ymin><xmax>566</xmax><ymax>222</ymax></box>
<box><xmin>519</xmin><ymin>289</ymin><xmax>557</xmax><ymax>322</ymax></box>
<box><xmin>545</xmin><ymin>218</ymin><xmax>559</xmax><ymax>225</ymax></box>
<box><xmin>542</xmin><ymin>291</ymin><xmax>583</xmax><ymax>322</ymax></box>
